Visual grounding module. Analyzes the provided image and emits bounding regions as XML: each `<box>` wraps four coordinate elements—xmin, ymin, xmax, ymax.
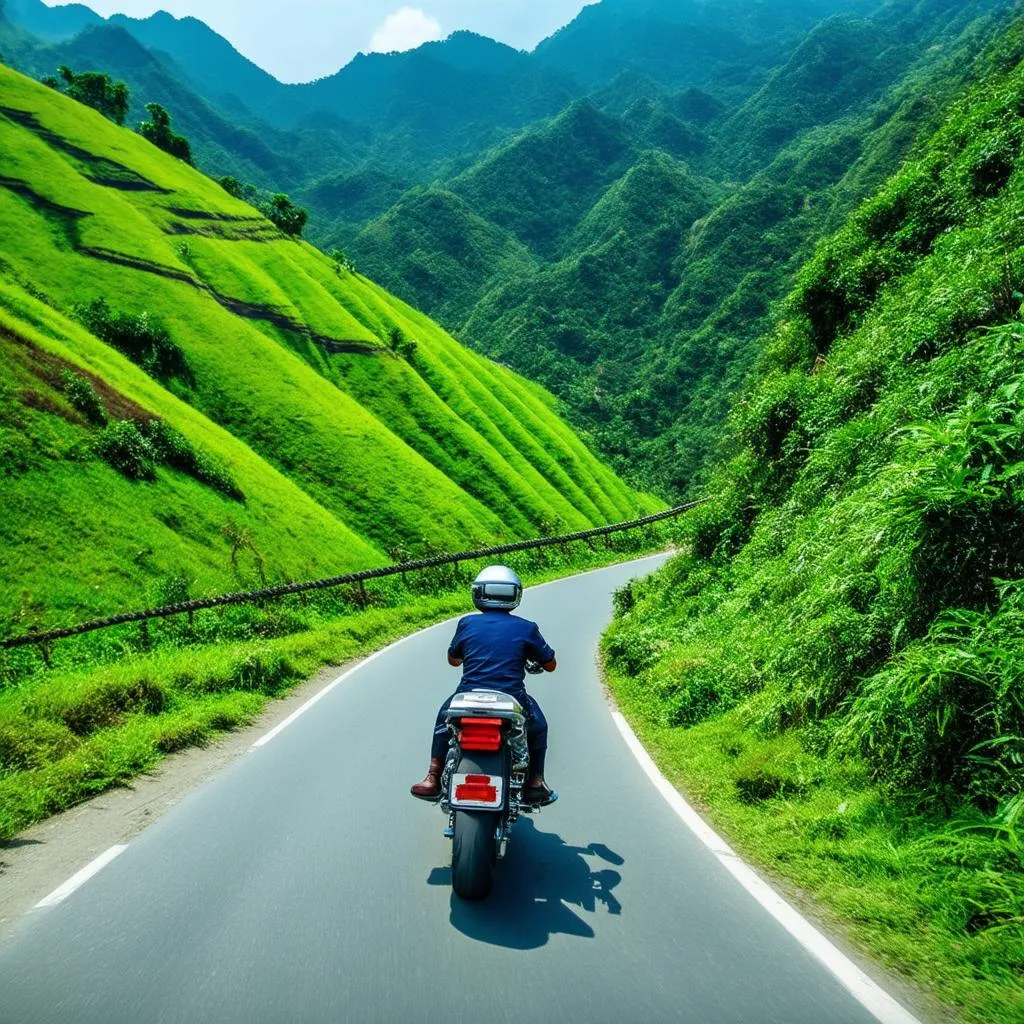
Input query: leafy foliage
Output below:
<box><xmin>92</xmin><ymin>419</ymin><xmax>155</xmax><ymax>479</ymax></box>
<box><xmin>347</xmin><ymin>1</ymin><xmax>1010</xmax><ymax>498</ymax></box>
<box><xmin>603</xmin><ymin>29</ymin><xmax>1024</xmax><ymax>1018</ymax></box>
<box><xmin>74</xmin><ymin>297</ymin><xmax>191</xmax><ymax>383</ymax></box>
<box><xmin>46</xmin><ymin>63</ymin><xmax>129</xmax><ymax>124</ymax></box>
<box><xmin>60</xmin><ymin>369</ymin><xmax>105</xmax><ymax>425</ymax></box>
<box><xmin>262</xmin><ymin>192</ymin><xmax>307</xmax><ymax>237</ymax></box>
<box><xmin>138</xmin><ymin>419</ymin><xmax>243</xmax><ymax>501</ymax></box>
<box><xmin>137</xmin><ymin>102</ymin><xmax>191</xmax><ymax>164</ymax></box>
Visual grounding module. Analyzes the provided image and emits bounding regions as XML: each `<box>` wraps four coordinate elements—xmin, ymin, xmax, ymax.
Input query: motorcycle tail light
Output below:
<box><xmin>459</xmin><ymin>717</ymin><xmax>503</xmax><ymax>752</ymax></box>
<box><xmin>454</xmin><ymin>775</ymin><xmax>498</xmax><ymax>803</ymax></box>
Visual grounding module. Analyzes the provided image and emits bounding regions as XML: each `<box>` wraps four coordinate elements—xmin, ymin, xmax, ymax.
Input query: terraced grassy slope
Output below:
<box><xmin>0</xmin><ymin>63</ymin><xmax>652</xmax><ymax>632</ymax></box>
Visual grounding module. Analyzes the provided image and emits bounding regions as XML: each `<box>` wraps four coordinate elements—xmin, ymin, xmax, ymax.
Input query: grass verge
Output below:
<box><xmin>605</xmin><ymin>686</ymin><xmax>1024</xmax><ymax>1024</ymax></box>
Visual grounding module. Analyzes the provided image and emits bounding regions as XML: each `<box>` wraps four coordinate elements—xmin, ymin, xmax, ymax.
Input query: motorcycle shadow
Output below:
<box><xmin>427</xmin><ymin>818</ymin><xmax>624</xmax><ymax>949</ymax></box>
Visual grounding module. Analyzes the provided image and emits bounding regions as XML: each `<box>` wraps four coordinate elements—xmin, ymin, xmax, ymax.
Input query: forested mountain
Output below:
<box><xmin>1</xmin><ymin>0</ymin><xmax>1016</xmax><ymax>501</ymax></box>
<box><xmin>347</xmin><ymin>0</ymin><xmax>1014</xmax><ymax>495</ymax></box>
<box><xmin>604</xmin><ymin>20</ymin><xmax>1024</xmax><ymax>1019</ymax></box>
<box><xmin>533</xmin><ymin>0</ymin><xmax>874</xmax><ymax>90</ymax></box>
<box><xmin>0</xmin><ymin>62</ymin><xmax>648</xmax><ymax>627</ymax></box>
<box><xmin>4</xmin><ymin>0</ymin><xmax>99</xmax><ymax>40</ymax></box>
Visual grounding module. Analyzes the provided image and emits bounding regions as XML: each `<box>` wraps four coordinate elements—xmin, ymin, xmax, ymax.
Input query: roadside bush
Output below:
<box><xmin>93</xmin><ymin>420</ymin><xmax>156</xmax><ymax>480</ymax></box>
<box><xmin>50</xmin><ymin>677</ymin><xmax>167</xmax><ymax>736</ymax></box>
<box><xmin>839</xmin><ymin>581</ymin><xmax>1024</xmax><ymax>800</ymax></box>
<box><xmin>732</xmin><ymin>735</ymin><xmax>815</xmax><ymax>803</ymax></box>
<box><xmin>0</xmin><ymin>719</ymin><xmax>77</xmax><ymax>773</ymax></box>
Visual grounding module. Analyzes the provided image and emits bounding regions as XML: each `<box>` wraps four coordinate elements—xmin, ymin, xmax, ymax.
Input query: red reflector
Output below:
<box><xmin>459</xmin><ymin>717</ymin><xmax>503</xmax><ymax>752</ymax></box>
<box><xmin>454</xmin><ymin>780</ymin><xmax>498</xmax><ymax>803</ymax></box>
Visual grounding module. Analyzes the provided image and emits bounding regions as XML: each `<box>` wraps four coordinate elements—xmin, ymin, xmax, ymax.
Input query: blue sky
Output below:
<box><xmin>52</xmin><ymin>1</ymin><xmax>600</xmax><ymax>82</ymax></box>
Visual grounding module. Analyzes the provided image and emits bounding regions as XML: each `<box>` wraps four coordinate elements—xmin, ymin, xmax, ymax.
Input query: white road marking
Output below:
<box><xmin>249</xmin><ymin>551</ymin><xmax>671</xmax><ymax>750</ymax></box>
<box><xmin>609</xmin><ymin>711</ymin><xmax>922</xmax><ymax>1024</ymax></box>
<box><xmin>35</xmin><ymin>845</ymin><xmax>128</xmax><ymax>908</ymax></box>
<box><xmin>251</xmin><ymin>630</ymin><xmax>427</xmax><ymax>748</ymax></box>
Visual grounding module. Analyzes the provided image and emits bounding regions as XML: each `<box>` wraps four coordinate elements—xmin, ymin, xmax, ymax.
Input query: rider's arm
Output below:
<box><xmin>447</xmin><ymin>618</ymin><xmax>466</xmax><ymax>668</ymax></box>
<box><xmin>526</xmin><ymin>621</ymin><xmax>556</xmax><ymax>673</ymax></box>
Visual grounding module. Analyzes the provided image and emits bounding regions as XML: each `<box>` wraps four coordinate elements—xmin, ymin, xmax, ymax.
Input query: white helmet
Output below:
<box><xmin>472</xmin><ymin>565</ymin><xmax>522</xmax><ymax>611</ymax></box>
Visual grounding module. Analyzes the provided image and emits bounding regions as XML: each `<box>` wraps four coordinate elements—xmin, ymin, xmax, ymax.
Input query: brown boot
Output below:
<box><xmin>410</xmin><ymin>757</ymin><xmax>444</xmax><ymax>801</ymax></box>
<box><xmin>522</xmin><ymin>777</ymin><xmax>558</xmax><ymax>807</ymax></box>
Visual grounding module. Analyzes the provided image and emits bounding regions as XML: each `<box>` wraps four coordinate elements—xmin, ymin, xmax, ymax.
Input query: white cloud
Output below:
<box><xmin>369</xmin><ymin>7</ymin><xmax>444</xmax><ymax>54</ymax></box>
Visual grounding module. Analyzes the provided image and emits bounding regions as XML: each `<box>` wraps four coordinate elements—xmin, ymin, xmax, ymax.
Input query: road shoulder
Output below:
<box><xmin>0</xmin><ymin>658</ymin><xmax>349</xmax><ymax>944</ymax></box>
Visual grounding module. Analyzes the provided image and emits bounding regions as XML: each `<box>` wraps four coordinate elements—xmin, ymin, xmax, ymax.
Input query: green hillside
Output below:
<box><xmin>347</xmin><ymin>187</ymin><xmax>536</xmax><ymax>329</ymax></box>
<box><xmin>604</xmin><ymin>23</ymin><xmax>1024</xmax><ymax>1021</ymax></box>
<box><xmin>449</xmin><ymin>102</ymin><xmax>633</xmax><ymax>260</ymax></box>
<box><xmin>0</xmin><ymin>62</ymin><xmax>651</xmax><ymax>632</ymax></box>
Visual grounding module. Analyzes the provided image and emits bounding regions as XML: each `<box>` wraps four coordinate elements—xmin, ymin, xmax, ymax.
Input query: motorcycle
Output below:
<box><xmin>439</xmin><ymin>668</ymin><xmax>546</xmax><ymax>899</ymax></box>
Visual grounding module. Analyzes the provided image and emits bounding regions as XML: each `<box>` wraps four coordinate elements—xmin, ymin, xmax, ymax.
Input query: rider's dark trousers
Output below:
<box><xmin>430</xmin><ymin>690</ymin><xmax>548</xmax><ymax>773</ymax></box>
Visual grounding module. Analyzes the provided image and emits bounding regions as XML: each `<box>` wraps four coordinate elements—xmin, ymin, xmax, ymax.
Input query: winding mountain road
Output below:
<box><xmin>0</xmin><ymin>555</ymin><xmax>918</xmax><ymax>1024</ymax></box>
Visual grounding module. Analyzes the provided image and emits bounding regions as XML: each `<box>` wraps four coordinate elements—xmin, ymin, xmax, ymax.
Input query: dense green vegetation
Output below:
<box><xmin>43</xmin><ymin>63</ymin><xmax>128</xmax><ymax>124</ymax></box>
<box><xmin>346</xmin><ymin>0</ymin><xmax>1014</xmax><ymax>498</ymax></box>
<box><xmin>7</xmin><ymin>0</ymin><xmax>1009</xmax><ymax>498</ymax></box>
<box><xmin>3</xmin><ymin>3</ymin><xmax>1024</xmax><ymax>1011</ymax></box>
<box><xmin>604</xmin><ymin>26</ymin><xmax>1024</xmax><ymax>1020</ymax></box>
<box><xmin>0</xmin><ymin>521</ymin><xmax>666</xmax><ymax>842</ymax></box>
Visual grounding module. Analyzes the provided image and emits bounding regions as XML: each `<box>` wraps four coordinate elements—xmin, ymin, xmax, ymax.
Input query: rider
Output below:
<box><xmin>410</xmin><ymin>565</ymin><xmax>558</xmax><ymax>806</ymax></box>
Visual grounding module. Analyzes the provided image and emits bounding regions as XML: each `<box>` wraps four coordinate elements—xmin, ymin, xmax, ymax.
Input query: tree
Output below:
<box><xmin>54</xmin><ymin>65</ymin><xmax>130</xmax><ymax>125</ymax></box>
<box><xmin>218</xmin><ymin>175</ymin><xmax>243</xmax><ymax>198</ymax></box>
<box><xmin>137</xmin><ymin>103</ymin><xmax>192</xmax><ymax>165</ymax></box>
<box><xmin>263</xmin><ymin>193</ymin><xmax>307</xmax><ymax>237</ymax></box>
<box><xmin>329</xmin><ymin>248</ymin><xmax>356</xmax><ymax>274</ymax></box>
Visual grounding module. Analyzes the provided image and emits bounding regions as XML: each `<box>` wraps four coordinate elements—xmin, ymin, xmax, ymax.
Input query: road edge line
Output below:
<box><xmin>35</xmin><ymin>845</ymin><xmax>128</xmax><ymax>908</ymax></box>
<box><xmin>609</xmin><ymin>710</ymin><xmax>922</xmax><ymax>1024</ymax></box>
<box><xmin>251</xmin><ymin>632</ymin><xmax>425</xmax><ymax>748</ymax></box>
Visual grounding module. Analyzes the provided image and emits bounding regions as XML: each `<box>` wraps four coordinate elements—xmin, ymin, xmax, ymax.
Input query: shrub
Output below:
<box><xmin>387</xmin><ymin>326</ymin><xmax>418</xmax><ymax>360</ymax></box>
<box><xmin>93</xmin><ymin>420</ymin><xmax>156</xmax><ymax>480</ymax></box>
<box><xmin>839</xmin><ymin>581</ymin><xmax>1024</xmax><ymax>800</ymax></box>
<box><xmin>57</xmin><ymin>677</ymin><xmax>167</xmax><ymax>736</ymax></box>
<box><xmin>75</xmin><ymin>298</ymin><xmax>190</xmax><ymax>383</ymax></box>
<box><xmin>732</xmin><ymin>736</ymin><xmax>815</xmax><ymax>803</ymax></box>
<box><xmin>329</xmin><ymin>248</ymin><xmax>356</xmax><ymax>274</ymax></box>
<box><xmin>263</xmin><ymin>193</ymin><xmax>307</xmax><ymax>237</ymax></box>
<box><xmin>61</xmin><ymin>370</ymin><xmax>106</xmax><ymax>425</ymax></box>
<box><xmin>52</xmin><ymin>65</ymin><xmax>129</xmax><ymax>125</ymax></box>
<box><xmin>138</xmin><ymin>420</ymin><xmax>243</xmax><ymax>500</ymax></box>
<box><xmin>153</xmin><ymin>571</ymin><xmax>191</xmax><ymax>608</ymax></box>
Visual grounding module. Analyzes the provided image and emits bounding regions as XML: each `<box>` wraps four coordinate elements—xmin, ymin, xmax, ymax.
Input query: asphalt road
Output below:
<box><xmin>0</xmin><ymin>555</ymin><xmax>899</xmax><ymax>1024</ymax></box>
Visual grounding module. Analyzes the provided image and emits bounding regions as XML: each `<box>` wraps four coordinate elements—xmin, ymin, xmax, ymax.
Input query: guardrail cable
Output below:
<box><xmin>1</xmin><ymin>501</ymin><xmax>704</xmax><ymax>650</ymax></box>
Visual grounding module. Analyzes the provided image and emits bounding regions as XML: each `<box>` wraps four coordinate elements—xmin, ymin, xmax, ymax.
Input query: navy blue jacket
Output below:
<box><xmin>447</xmin><ymin>610</ymin><xmax>555</xmax><ymax>697</ymax></box>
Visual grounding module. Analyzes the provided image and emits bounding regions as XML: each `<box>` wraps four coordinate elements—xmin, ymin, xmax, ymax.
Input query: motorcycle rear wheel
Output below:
<box><xmin>451</xmin><ymin>810</ymin><xmax>498</xmax><ymax>899</ymax></box>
